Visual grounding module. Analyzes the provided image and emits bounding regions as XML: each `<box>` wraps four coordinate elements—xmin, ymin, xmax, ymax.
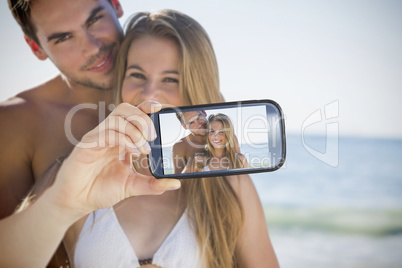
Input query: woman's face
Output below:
<box><xmin>121</xmin><ymin>35</ymin><xmax>182</xmax><ymax>106</ymax></box>
<box><xmin>209</xmin><ymin>121</ymin><xmax>226</xmax><ymax>149</ymax></box>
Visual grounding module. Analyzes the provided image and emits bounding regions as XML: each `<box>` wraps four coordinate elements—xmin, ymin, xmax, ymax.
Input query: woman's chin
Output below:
<box><xmin>212</xmin><ymin>144</ymin><xmax>225</xmax><ymax>149</ymax></box>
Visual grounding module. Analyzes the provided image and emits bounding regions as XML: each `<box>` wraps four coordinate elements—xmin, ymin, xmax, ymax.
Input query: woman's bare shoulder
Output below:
<box><xmin>226</xmin><ymin>174</ymin><xmax>280</xmax><ymax>267</ymax></box>
<box><xmin>226</xmin><ymin>174</ymin><xmax>255</xmax><ymax>199</ymax></box>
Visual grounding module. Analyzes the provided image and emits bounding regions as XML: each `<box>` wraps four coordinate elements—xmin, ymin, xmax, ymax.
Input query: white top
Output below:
<box><xmin>74</xmin><ymin>207</ymin><xmax>203</xmax><ymax>268</ymax></box>
<box><xmin>201</xmin><ymin>165</ymin><xmax>210</xmax><ymax>172</ymax></box>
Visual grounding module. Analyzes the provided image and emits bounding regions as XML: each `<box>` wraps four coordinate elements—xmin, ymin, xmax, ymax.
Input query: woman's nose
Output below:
<box><xmin>142</xmin><ymin>80</ymin><xmax>157</xmax><ymax>95</ymax></box>
<box><xmin>140</xmin><ymin>80</ymin><xmax>162</xmax><ymax>101</ymax></box>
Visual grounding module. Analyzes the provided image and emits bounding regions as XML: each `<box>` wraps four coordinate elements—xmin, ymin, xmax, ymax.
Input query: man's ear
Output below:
<box><xmin>24</xmin><ymin>35</ymin><xmax>47</xmax><ymax>61</ymax></box>
<box><xmin>111</xmin><ymin>0</ymin><xmax>124</xmax><ymax>18</ymax></box>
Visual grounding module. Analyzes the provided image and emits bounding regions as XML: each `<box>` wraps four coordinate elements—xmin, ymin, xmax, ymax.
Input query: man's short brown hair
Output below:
<box><xmin>176</xmin><ymin>112</ymin><xmax>185</xmax><ymax>125</ymax></box>
<box><xmin>8</xmin><ymin>0</ymin><xmax>39</xmax><ymax>44</ymax></box>
<box><xmin>8</xmin><ymin>0</ymin><xmax>113</xmax><ymax>46</ymax></box>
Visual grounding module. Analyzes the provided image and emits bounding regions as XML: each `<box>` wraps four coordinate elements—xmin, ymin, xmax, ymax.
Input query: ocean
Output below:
<box><xmin>252</xmin><ymin>134</ymin><xmax>402</xmax><ymax>267</ymax></box>
<box><xmin>161</xmin><ymin>134</ymin><xmax>402</xmax><ymax>267</ymax></box>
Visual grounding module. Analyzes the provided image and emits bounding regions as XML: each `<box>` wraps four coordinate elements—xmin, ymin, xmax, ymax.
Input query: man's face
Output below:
<box><xmin>182</xmin><ymin>111</ymin><xmax>207</xmax><ymax>136</ymax></box>
<box><xmin>30</xmin><ymin>0</ymin><xmax>124</xmax><ymax>91</ymax></box>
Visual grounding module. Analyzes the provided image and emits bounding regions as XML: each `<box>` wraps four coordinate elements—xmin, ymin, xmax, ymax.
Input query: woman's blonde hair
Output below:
<box><xmin>114</xmin><ymin>9</ymin><xmax>244</xmax><ymax>268</ymax></box>
<box><xmin>114</xmin><ymin>9</ymin><xmax>221</xmax><ymax>106</ymax></box>
<box><xmin>206</xmin><ymin>113</ymin><xmax>244</xmax><ymax>169</ymax></box>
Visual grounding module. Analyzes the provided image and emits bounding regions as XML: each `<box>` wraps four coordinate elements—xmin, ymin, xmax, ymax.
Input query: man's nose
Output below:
<box><xmin>82</xmin><ymin>31</ymin><xmax>102</xmax><ymax>58</ymax></box>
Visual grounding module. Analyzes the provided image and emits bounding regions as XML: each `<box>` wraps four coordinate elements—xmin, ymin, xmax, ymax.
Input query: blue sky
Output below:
<box><xmin>1</xmin><ymin>0</ymin><xmax>401</xmax><ymax>139</ymax></box>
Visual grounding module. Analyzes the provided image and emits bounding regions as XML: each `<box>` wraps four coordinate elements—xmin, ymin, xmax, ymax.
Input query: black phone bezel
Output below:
<box><xmin>148</xmin><ymin>99</ymin><xmax>286</xmax><ymax>179</ymax></box>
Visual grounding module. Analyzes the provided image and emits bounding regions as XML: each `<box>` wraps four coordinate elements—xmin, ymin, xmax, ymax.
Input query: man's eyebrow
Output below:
<box><xmin>47</xmin><ymin>32</ymin><xmax>72</xmax><ymax>43</ymax></box>
<box><xmin>186</xmin><ymin>116</ymin><xmax>198</xmax><ymax>125</ymax></box>
<box><xmin>85</xmin><ymin>6</ymin><xmax>105</xmax><ymax>25</ymax></box>
<box><xmin>47</xmin><ymin>6</ymin><xmax>105</xmax><ymax>43</ymax></box>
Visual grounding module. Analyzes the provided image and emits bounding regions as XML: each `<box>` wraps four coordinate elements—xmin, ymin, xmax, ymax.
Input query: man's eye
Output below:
<box><xmin>88</xmin><ymin>15</ymin><xmax>103</xmax><ymax>26</ymax></box>
<box><xmin>55</xmin><ymin>35</ymin><xmax>71</xmax><ymax>44</ymax></box>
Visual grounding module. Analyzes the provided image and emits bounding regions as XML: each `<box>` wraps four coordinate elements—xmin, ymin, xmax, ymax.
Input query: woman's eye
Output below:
<box><xmin>130</xmin><ymin>73</ymin><xmax>146</xmax><ymax>79</ymax></box>
<box><xmin>164</xmin><ymin>77</ymin><xmax>179</xmax><ymax>83</ymax></box>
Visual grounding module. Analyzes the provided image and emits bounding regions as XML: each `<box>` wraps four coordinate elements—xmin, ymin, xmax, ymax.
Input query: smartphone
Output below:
<box><xmin>148</xmin><ymin>100</ymin><xmax>286</xmax><ymax>179</ymax></box>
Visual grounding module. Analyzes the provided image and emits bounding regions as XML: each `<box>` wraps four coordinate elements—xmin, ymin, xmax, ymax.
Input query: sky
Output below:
<box><xmin>1</xmin><ymin>0</ymin><xmax>401</xmax><ymax>139</ymax></box>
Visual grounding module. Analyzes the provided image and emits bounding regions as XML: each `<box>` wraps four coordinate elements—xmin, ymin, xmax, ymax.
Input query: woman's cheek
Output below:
<box><xmin>121</xmin><ymin>81</ymin><xmax>138</xmax><ymax>103</ymax></box>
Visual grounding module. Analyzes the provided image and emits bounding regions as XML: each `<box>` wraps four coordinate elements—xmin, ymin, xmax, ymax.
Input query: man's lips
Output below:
<box><xmin>87</xmin><ymin>50</ymin><xmax>113</xmax><ymax>72</ymax></box>
<box><xmin>190</xmin><ymin>126</ymin><xmax>206</xmax><ymax>133</ymax></box>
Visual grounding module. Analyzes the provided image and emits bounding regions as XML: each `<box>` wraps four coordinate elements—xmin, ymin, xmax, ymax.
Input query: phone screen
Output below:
<box><xmin>148</xmin><ymin>100</ymin><xmax>286</xmax><ymax>179</ymax></box>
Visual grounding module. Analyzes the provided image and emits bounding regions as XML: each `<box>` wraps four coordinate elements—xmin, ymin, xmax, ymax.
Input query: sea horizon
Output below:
<box><xmin>252</xmin><ymin>134</ymin><xmax>402</xmax><ymax>267</ymax></box>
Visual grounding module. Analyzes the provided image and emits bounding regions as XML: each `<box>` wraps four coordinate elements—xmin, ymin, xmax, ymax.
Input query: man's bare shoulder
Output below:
<box><xmin>0</xmin><ymin>80</ymin><xmax>61</xmax><ymax>152</ymax></box>
<box><xmin>0</xmin><ymin>77</ymin><xmax>62</xmax><ymax>127</ymax></box>
<box><xmin>1</xmin><ymin>92</ymin><xmax>36</xmax><ymax>112</ymax></box>
<box><xmin>171</xmin><ymin>136</ymin><xmax>190</xmax><ymax>152</ymax></box>
<box><xmin>0</xmin><ymin>92</ymin><xmax>44</xmax><ymax>130</ymax></box>
<box><xmin>0</xmin><ymin>88</ymin><xmax>48</xmax><ymax>218</ymax></box>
